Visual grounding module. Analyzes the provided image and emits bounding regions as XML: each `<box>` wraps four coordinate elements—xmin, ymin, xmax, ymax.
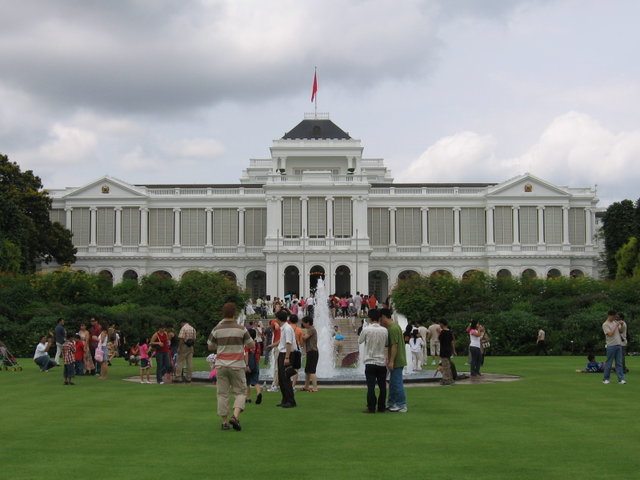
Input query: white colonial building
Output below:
<box><xmin>47</xmin><ymin>114</ymin><xmax>601</xmax><ymax>300</ymax></box>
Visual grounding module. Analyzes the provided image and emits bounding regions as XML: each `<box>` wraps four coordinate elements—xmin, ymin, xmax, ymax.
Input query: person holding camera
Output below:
<box><xmin>176</xmin><ymin>320</ymin><xmax>196</xmax><ymax>383</ymax></box>
<box><xmin>33</xmin><ymin>336</ymin><xmax>57</xmax><ymax>372</ymax></box>
<box><xmin>602</xmin><ymin>310</ymin><xmax>626</xmax><ymax>385</ymax></box>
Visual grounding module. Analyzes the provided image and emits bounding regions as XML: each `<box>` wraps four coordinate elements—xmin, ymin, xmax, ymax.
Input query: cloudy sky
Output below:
<box><xmin>1</xmin><ymin>0</ymin><xmax>639</xmax><ymax>206</ymax></box>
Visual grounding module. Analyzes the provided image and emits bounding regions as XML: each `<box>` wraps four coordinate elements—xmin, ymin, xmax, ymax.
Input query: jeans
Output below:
<box><xmin>603</xmin><ymin>345</ymin><xmax>624</xmax><ymax>381</ymax></box>
<box><xmin>277</xmin><ymin>352</ymin><xmax>296</xmax><ymax>406</ymax></box>
<box><xmin>156</xmin><ymin>351</ymin><xmax>171</xmax><ymax>383</ymax></box>
<box><xmin>470</xmin><ymin>346</ymin><xmax>482</xmax><ymax>376</ymax></box>
<box><xmin>34</xmin><ymin>355</ymin><xmax>57</xmax><ymax>371</ymax></box>
<box><xmin>387</xmin><ymin>367</ymin><xmax>406</xmax><ymax>408</ymax></box>
<box><xmin>365</xmin><ymin>364</ymin><xmax>387</xmax><ymax>412</ymax></box>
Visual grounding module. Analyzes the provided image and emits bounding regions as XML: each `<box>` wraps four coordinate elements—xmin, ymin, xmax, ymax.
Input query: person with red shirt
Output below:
<box><xmin>150</xmin><ymin>325</ymin><xmax>171</xmax><ymax>384</ymax></box>
<box><xmin>74</xmin><ymin>334</ymin><xmax>85</xmax><ymax>376</ymax></box>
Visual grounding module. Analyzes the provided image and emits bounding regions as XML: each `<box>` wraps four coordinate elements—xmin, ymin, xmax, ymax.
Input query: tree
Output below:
<box><xmin>0</xmin><ymin>154</ymin><xmax>76</xmax><ymax>272</ymax></box>
<box><xmin>615</xmin><ymin>237</ymin><xmax>640</xmax><ymax>279</ymax></box>
<box><xmin>601</xmin><ymin>199</ymin><xmax>637</xmax><ymax>278</ymax></box>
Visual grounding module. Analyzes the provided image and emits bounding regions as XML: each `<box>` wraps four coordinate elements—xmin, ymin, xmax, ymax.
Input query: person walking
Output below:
<box><xmin>536</xmin><ymin>328</ymin><xmax>548</xmax><ymax>355</ymax></box>
<box><xmin>380</xmin><ymin>308</ymin><xmax>407</xmax><ymax>413</ymax></box>
<box><xmin>427</xmin><ymin>320</ymin><xmax>441</xmax><ymax>366</ymax></box>
<box><xmin>438</xmin><ymin>319</ymin><xmax>455</xmax><ymax>386</ymax></box>
<box><xmin>208</xmin><ymin>302</ymin><xmax>255</xmax><ymax>431</ymax></box>
<box><xmin>275</xmin><ymin>310</ymin><xmax>297</xmax><ymax>408</ymax></box>
<box><xmin>176</xmin><ymin>320</ymin><xmax>196</xmax><ymax>383</ymax></box>
<box><xmin>358</xmin><ymin>309</ymin><xmax>389</xmax><ymax>413</ymax></box>
<box><xmin>602</xmin><ymin>310</ymin><xmax>626</xmax><ymax>385</ymax></box>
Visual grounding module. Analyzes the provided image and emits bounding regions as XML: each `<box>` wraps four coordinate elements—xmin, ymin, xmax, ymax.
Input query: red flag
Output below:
<box><xmin>311</xmin><ymin>71</ymin><xmax>318</xmax><ymax>102</ymax></box>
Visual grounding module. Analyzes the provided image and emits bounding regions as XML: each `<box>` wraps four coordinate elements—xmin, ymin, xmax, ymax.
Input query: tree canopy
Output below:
<box><xmin>601</xmin><ymin>198</ymin><xmax>640</xmax><ymax>278</ymax></box>
<box><xmin>0</xmin><ymin>154</ymin><xmax>76</xmax><ymax>273</ymax></box>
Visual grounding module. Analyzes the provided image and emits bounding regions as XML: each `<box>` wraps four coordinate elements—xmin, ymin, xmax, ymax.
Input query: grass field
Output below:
<box><xmin>1</xmin><ymin>355</ymin><xmax>638</xmax><ymax>480</ymax></box>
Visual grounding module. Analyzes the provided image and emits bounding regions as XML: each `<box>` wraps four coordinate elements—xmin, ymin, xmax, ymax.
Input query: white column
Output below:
<box><xmin>537</xmin><ymin>206</ymin><xmax>545</xmax><ymax>245</ymax></box>
<box><xmin>453</xmin><ymin>207</ymin><xmax>461</xmax><ymax>247</ymax></box>
<box><xmin>421</xmin><ymin>207</ymin><xmax>429</xmax><ymax>246</ymax></box>
<box><xmin>486</xmin><ymin>207</ymin><xmax>495</xmax><ymax>245</ymax></box>
<box><xmin>139</xmin><ymin>207</ymin><xmax>148</xmax><ymax>247</ymax></box>
<box><xmin>89</xmin><ymin>207</ymin><xmax>97</xmax><ymax>246</ymax></box>
<box><xmin>114</xmin><ymin>207</ymin><xmax>122</xmax><ymax>247</ymax></box>
<box><xmin>238</xmin><ymin>207</ymin><xmax>245</xmax><ymax>246</ymax></box>
<box><xmin>300</xmin><ymin>197</ymin><xmax>308</xmax><ymax>238</ymax></box>
<box><xmin>326</xmin><ymin>196</ymin><xmax>334</xmax><ymax>238</ymax></box>
<box><xmin>585</xmin><ymin>207</ymin><xmax>593</xmax><ymax>246</ymax></box>
<box><xmin>205</xmin><ymin>208</ymin><xmax>213</xmax><ymax>247</ymax></box>
<box><xmin>353</xmin><ymin>195</ymin><xmax>368</xmax><ymax>239</ymax></box>
<box><xmin>173</xmin><ymin>208</ymin><xmax>181</xmax><ymax>247</ymax></box>
<box><xmin>65</xmin><ymin>207</ymin><xmax>73</xmax><ymax>229</ymax></box>
<box><xmin>512</xmin><ymin>206</ymin><xmax>520</xmax><ymax>245</ymax></box>
<box><xmin>389</xmin><ymin>207</ymin><xmax>397</xmax><ymax>246</ymax></box>
<box><xmin>562</xmin><ymin>206</ymin><xmax>570</xmax><ymax>245</ymax></box>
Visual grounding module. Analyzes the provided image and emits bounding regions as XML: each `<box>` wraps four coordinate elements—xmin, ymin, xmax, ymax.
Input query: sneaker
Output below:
<box><xmin>397</xmin><ymin>406</ymin><xmax>408</xmax><ymax>413</ymax></box>
<box><xmin>159</xmin><ymin>381</ymin><xmax>165</xmax><ymax>385</ymax></box>
<box><xmin>603</xmin><ymin>380</ymin><xmax>610</xmax><ymax>384</ymax></box>
<box><xmin>388</xmin><ymin>405</ymin><xmax>401</xmax><ymax>412</ymax></box>
<box><xmin>267</xmin><ymin>386</ymin><xmax>279</xmax><ymax>392</ymax></box>
<box><xmin>619</xmin><ymin>380</ymin><xmax>627</xmax><ymax>384</ymax></box>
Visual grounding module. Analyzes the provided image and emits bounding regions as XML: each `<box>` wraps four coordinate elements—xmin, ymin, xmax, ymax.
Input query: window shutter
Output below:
<box><xmin>367</xmin><ymin>208</ymin><xmax>390</xmax><ymax>246</ymax></box>
<box><xmin>71</xmin><ymin>208</ymin><xmax>90</xmax><ymax>246</ymax></box>
<box><xmin>519</xmin><ymin>206</ymin><xmax>537</xmax><ymax>244</ymax></box>
<box><xmin>461</xmin><ymin>208</ymin><xmax>485</xmax><ymax>246</ymax></box>
<box><xmin>333</xmin><ymin>197</ymin><xmax>352</xmax><ymax>238</ymax></box>
<box><xmin>428</xmin><ymin>208</ymin><xmax>454</xmax><ymax>246</ymax></box>
<box><xmin>396</xmin><ymin>208</ymin><xmax>421</xmax><ymax>246</ymax></box>
<box><xmin>544</xmin><ymin>207</ymin><xmax>563</xmax><ymax>244</ymax></box>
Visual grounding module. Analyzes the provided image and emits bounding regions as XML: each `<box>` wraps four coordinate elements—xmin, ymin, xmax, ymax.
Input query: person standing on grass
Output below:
<box><xmin>301</xmin><ymin>316</ymin><xmax>319</xmax><ymax>393</ymax></box>
<box><xmin>438</xmin><ymin>319</ymin><xmax>455</xmax><ymax>385</ymax></box>
<box><xmin>89</xmin><ymin>317</ymin><xmax>102</xmax><ymax>376</ymax></box>
<box><xmin>139</xmin><ymin>337</ymin><xmax>152</xmax><ymax>384</ymax></box>
<box><xmin>602</xmin><ymin>310</ymin><xmax>626</xmax><ymax>385</ymax></box>
<box><xmin>266</xmin><ymin>316</ymin><xmax>281</xmax><ymax>392</ymax></box>
<box><xmin>427</xmin><ymin>320</ymin><xmax>441</xmax><ymax>366</ymax></box>
<box><xmin>245</xmin><ymin>328</ymin><xmax>263</xmax><ymax>405</ymax></box>
<box><xmin>54</xmin><ymin>317</ymin><xmax>66</xmax><ymax>364</ymax></box>
<box><xmin>468</xmin><ymin>320</ymin><xmax>484</xmax><ymax>377</ymax></box>
<box><xmin>62</xmin><ymin>333</ymin><xmax>76</xmax><ymax>385</ymax></box>
<box><xmin>176</xmin><ymin>320</ymin><xmax>196</xmax><ymax>383</ymax></box>
<box><xmin>276</xmin><ymin>309</ymin><xmax>297</xmax><ymax>408</ymax></box>
<box><xmin>208</xmin><ymin>302</ymin><xmax>254</xmax><ymax>431</ymax></box>
<box><xmin>358</xmin><ymin>308</ymin><xmax>389</xmax><ymax>413</ymax></box>
<box><xmin>97</xmin><ymin>326</ymin><xmax>109</xmax><ymax>380</ymax></box>
<box><xmin>150</xmin><ymin>324</ymin><xmax>171</xmax><ymax>384</ymax></box>
<box><xmin>380</xmin><ymin>308</ymin><xmax>407</xmax><ymax>413</ymax></box>
<box><xmin>617</xmin><ymin>313</ymin><xmax>629</xmax><ymax>374</ymax></box>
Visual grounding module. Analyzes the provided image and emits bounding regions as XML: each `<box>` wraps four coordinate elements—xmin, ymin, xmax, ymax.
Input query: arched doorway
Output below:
<box><xmin>284</xmin><ymin>265</ymin><xmax>299</xmax><ymax>298</ymax></box>
<box><xmin>368</xmin><ymin>270</ymin><xmax>388</xmax><ymax>302</ymax></box>
<box><xmin>309</xmin><ymin>265</ymin><xmax>325</xmax><ymax>293</ymax></box>
<box><xmin>521</xmin><ymin>269</ymin><xmax>537</xmax><ymax>279</ymax></box>
<box><xmin>98</xmin><ymin>270</ymin><xmax>113</xmax><ymax>285</ymax></box>
<box><xmin>246</xmin><ymin>271</ymin><xmax>266</xmax><ymax>299</ymax></box>
<box><xmin>496</xmin><ymin>269</ymin><xmax>512</xmax><ymax>279</ymax></box>
<box><xmin>335</xmin><ymin>265</ymin><xmax>351</xmax><ymax>297</ymax></box>
<box><xmin>219</xmin><ymin>270</ymin><xmax>237</xmax><ymax>283</ymax></box>
<box><xmin>570</xmin><ymin>269</ymin><xmax>584</xmax><ymax>278</ymax></box>
<box><xmin>547</xmin><ymin>268</ymin><xmax>561</xmax><ymax>279</ymax></box>
<box><xmin>430</xmin><ymin>270</ymin><xmax>452</xmax><ymax>278</ymax></box>
<box><xmin>398</xmin><ymin>270</ymin><xmax>419</xmax><ymax>281</ymax></box>
<box><xmin>122</xmin><ymin>269</ymin><xmax>138</xmax><ymax>282</ymax></box>
<box><xmin>151</xmin><ymin>270</ymin><xmax>172</xmax><ymax>279</ymax></box>
<box><xmin>181</xmin><ymin>270</ymin><xmax>201</xmax><ymax>279</ymax></box>
<box><xmin>462</xmin><ymin>270</ymin><xmax>482</xmax><ymax>280</ymax></box>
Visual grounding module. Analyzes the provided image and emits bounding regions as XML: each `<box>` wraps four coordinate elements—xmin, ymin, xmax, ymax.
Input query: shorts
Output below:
<box><xmin>305</xmin><ymin>350</ymin><xmax>319</xmax><ymax>374</ymax></box>
<box><xmin>140</xmin><ymin>358</ymin><xmax>150</xmax><ymax>369</ymax></box>
<box><xmin>246</xmin><ymin>369</ymin><xmax>259</xmax><ymax>386</ymax></box>
<box><xmin>63</xmin><ymin>363</ymin><xmax>75</xmax><ymax>378</ymax></box>
<box><xmin>430</xmin><ymin>342</ymin><xmax>440</xmax><ymax>356</ymax></box>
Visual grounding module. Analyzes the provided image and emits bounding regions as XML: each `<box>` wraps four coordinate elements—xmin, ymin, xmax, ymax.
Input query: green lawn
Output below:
<box><xmin>1</xmin><ymin>356</ymin><xmax>638</xmax><ymax>480</ymax></box>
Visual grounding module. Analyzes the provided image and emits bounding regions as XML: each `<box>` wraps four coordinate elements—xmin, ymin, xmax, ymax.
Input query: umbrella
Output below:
<box><xmin>341</xmin><ymin>351</ymin><xmax>359</xmax><ymax>367</ymax></box>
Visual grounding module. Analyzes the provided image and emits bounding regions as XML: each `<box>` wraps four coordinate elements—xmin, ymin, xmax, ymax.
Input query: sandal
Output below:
<box><xmin>229</xmin><ymin>416</ymin><xmax>242</xmax><ymax>431</ymax></box>
<box><xmin>221</xmin><ymin>423</ymin><xmax>230</xmax><ymax>430</ymax></box>
<box><xmin>300</xmin><ymin>386</ymin><xmax>309</xmax><ymax>391</ymax></box>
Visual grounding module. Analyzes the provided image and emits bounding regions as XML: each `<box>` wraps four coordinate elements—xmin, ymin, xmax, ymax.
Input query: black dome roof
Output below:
<box><xmin>282</xmin><ymin>119</ymin><xmax>351</xmax><ymax>140</ymax></box>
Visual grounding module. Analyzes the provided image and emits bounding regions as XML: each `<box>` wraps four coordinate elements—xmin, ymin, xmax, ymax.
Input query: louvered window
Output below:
<box><xmin>96</xmin><ymin>208</ymin><xmax>115</xmax><ymax>246</ymax></box>
<box><xmin>49</xmin><ymin>209</ymin><xmax>66</xmax><ymax>227</ymax></box>
<box><xmin>544</xmin><ymin>207</ymin><xmax>563</xmax><ymax>244</ymax></box>
<box><xmin>428</xmin><ymin>208</ymin><xmax>453</xmax><ymax>246</ymax></box>
<box><xmin>308</xmin><ymin>197</ymin><xmax>326</xmax><ymax>238</ymax></box>
<box><xmin>149</xmin><ymin>208</ymin><xmax>174</xmax><ymax>246</ymax></box>
<box><xmin>461</xmin><ymin>208</ymin><xmax>485</xmax><ymax>246</ymax></box>
<box><xmin>121</xmin><ymin>208</ymin><xmax>140</xmax><ymax>246</ymax></box>
<box><xmin>368</xmin><ymin>208</ymin><xmax>389</xmax><ymax>246</ymax></box>
<box><xmin>568</xmin><ymin>208</ymin><xmax>586</xmax><ymax>245</ymax></box>
<box><xmin>213</xmin><ymin>209</ymin><xmax>238</xmax><ymax>246</ymax></box>
<box><xmin>333</xmin><ymin>197</ymin><xmax>352</xmax><ymax>238</ymax></box>
<box><xmin>282</xmin><ymin>198</ymin><xmax>301</xmax><ymax>238</ymax></box>
<box><xmin>181</xmin><ymin>208</ymin><xmax>206</xmax><ymax>246</ymax></box>
<box><xmin>519</xmin><ymin>206</ymin><xmax>538</xmax><ymax>244</ymax></box>
<box><xmin>494</xmin><ymin>206</ymin><xmax>513</xmax><ymax>245</ymax></box>
<box><xmin>71</xmin><ymin>208</ymin><xmax>90</xmax><ymax>246</ymax></box>
<box><xmin>396</xmin><ymin>208</ymin><xmax>421</xmax><ymax>246</ymax></box>
<box><xmin>245</xmin><ymin>208</ymin><xmax>266</xmax><ymax>246</ymax></box>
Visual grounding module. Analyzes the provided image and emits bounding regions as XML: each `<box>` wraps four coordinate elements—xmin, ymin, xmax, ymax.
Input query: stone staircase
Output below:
<box><xmin>332</xmin><ymin>314</ymin><xmax>364</xmax><ymax>365</ymax></box>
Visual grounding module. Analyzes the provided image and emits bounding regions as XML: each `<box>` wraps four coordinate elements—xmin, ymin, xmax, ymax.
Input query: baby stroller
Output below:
<box><xmin>0</xmin><ymin>341</ymin><xmax>22</xmax><ymax>371</ymax></box>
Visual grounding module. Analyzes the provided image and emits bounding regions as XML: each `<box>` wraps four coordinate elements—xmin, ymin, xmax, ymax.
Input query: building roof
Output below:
<box><xmin>282</xmin><ymin>119</ymin><xmax>351</xmax><ymax>140</ymax></box>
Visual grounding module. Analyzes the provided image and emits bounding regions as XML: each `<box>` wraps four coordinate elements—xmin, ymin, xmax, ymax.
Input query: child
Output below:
<box><xmin>62</xmin><ymin>333</ymin><xmax>76</xmax><ymax>385</ymax></box>
<box><xmin>74</xmin><ymin>334</ymin><xmax>85</xmax><ymax>376</ymax></box>
<box><xmin>107</xmin><ymin>333</ymin><xmax>117</xmax><ymax>366</ymax></box>
<box><xmin>576</xmin><ymin>354</ymin><xmax>605</xmax><ymax>373</ymax></box>
<box><xmin>128</xmin><ymin>342</ymin><xmax>140</xmax><ymax>366</ymax></box>
<box><xmin>245</xmin><ymin>329</ymin><xmax>263</xmax><ymax>404</ymax></box>
<box><xmin>139</xmin><ymin>337</ymin><xmax>151</xmax><ymax>384</ymax></box>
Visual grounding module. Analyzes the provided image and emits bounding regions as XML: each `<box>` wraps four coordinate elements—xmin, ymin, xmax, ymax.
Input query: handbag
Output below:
<box><xmin>290</xmin><ymin>349</ymin><xmax>302</xmax><ymax>370</ymax></box>
<box><xmin>94</xmin><ymin>346</ymin><xmax>104</xmax><ymax>362</ymax></box>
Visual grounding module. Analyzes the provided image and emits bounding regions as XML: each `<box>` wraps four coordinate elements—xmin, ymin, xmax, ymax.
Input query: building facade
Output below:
<box><xmin>48</xmin><ymin>114</ymin><xmax>601</xmax><ymax>300</ymax></box>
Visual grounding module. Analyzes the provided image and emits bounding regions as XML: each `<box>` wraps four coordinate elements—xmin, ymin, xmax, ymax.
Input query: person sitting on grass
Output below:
<box><xmin>575</xmin><ymin>354</ymin><xmax>604</xmax><ymax>373</ymax></box>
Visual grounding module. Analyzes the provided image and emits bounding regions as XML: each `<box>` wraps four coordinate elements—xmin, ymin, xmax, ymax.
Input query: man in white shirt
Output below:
<box><xmin>358</xmin><ymin>309</ymin><xmax>388</xmax><ymax>413</ymax></box>
<box><xmin>33</xmin><ymin>336</ymin><xmax>57</xmax><ymax>372</ymax></box>
<box><xmin>276</xmin><ymin>310</ymin><xmax>297</xmax><ymax>408</ymax></box>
